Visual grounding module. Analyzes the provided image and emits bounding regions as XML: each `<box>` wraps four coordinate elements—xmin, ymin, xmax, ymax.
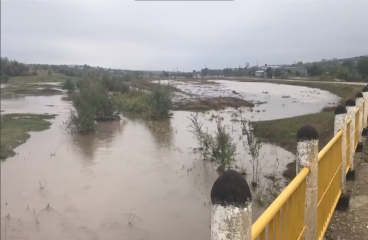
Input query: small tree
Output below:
<box><xmin>149</xmin><ymin>84</ymin><xmax>173</xmax><ymax>119</ymax></box>
<box><xmin>241</xmin><ymin>119</ymin><xmax>263</xmax><ymax>187</ymax></box>
<box><xmin>274</xmin><ymin>69</ymin><xmax>283</xmax><ymax>78</ymax></box>
<box><xmin>210</xmin><ymin>121</ymin><xmax>237</xmax><ymax>172</ymax></box>
<box><xmin>357</xmin><ymin>57</ymin><xmax>368</xmax><ymax>79</ymax></box>
<box><xmin>187</xmin><ymin>114</ymin><xmax>236</xmax><ymax>173</ymax></box>
<box><xmin>307</xmin><ymin>64</ymin><xmax>324</xmax><ymax>76</ymax></box>
<box><xmin>1</xmin><ymin>74</ymin><xmax>9</xmax><ymax>83</ymax></box>
<box><xmin>266</xmin><ymin>67</ymin><xmax>273</xmax><ymax>78</ymax></box>
<box><xmin>47</xmin><ymin>69</ymin><xmax>52</xmax><ymax>76</ymax></box>
<box><xmin>335</xmin><ymin>66</ymin><xmax>349</xmax><ymax>80</ymax></box>
<box><xmin>65</xmin><ymin>74</ymin><xmax>120</xmax><ymax>134</ymax></box>
<box><xmin>62</xmin><ymin>79</ymin><xmax>75</xmax><ymax>93</ymax></box>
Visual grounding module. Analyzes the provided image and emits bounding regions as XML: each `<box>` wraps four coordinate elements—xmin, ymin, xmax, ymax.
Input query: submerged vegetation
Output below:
<box><xmin>0</xmin><ymin>113</ymin><xmax>56</xmax><ymax>160</ymax></box>
<box><xmin>62</xmin><ymin>79</ymin><xmax>75</xmax><ymax>93</ymax></box>
<box><xmin>188</xmin><ymin>114</ymin><xmax>237</xmax><ymax>172</ymax></box>
<box><xmin>65</xmin><ymin>75</ymin><xmax>120</xmax><ymax>133</ymax></box>
<box><xmin>114</xmin><ymin>84</ymin><xmax>173</xmax><ymax>120</ymax></box>
<box><xmin>64</xmin><ymin>73</ymin><xmax>173</xmax><ymax>134</ymax></box>
<box><xmin>241</xmin><ymin>119</ymin><xmax>263</xmax><ymax>187</ymax></box>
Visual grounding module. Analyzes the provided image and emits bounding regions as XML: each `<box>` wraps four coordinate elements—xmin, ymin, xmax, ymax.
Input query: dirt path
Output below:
<box><xmin>326</xmin><ymin>137</ymin><xmax>368</xmax><ymax>239</ymax></box>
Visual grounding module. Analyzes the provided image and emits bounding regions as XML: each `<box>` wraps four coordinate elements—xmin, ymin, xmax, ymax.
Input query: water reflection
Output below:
<box><xmin>143</xmin><ymin>118</ymin><xmax>175</xmax><ymax>149</ymax></box>
<box><xmin>61</xmin><ymin>94</ymin><xmax>73</xmax><ymax>102</ymax></box>
<box><xmin>71</xmin><ymin>119</ymin><xmax>127</xmax><ymax>161</ymax></box>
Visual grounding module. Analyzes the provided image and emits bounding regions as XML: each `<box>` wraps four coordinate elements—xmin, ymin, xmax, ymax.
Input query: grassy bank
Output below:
<box><xmin>1</xmin><ymin>84</ymin><xmax>64</xmax><ymax>96</ymax></box>
<box><xmin>8</xmin><ymin>72</ymin><xmax>80</xmax><ymax>84</ymax></box>
<box><xmin>1</xmin><ymin>114</ymin><xmax>56</xmax><ymax>160</ymax></box>
<box><xmin>113</xmin><ymin>85</ymin><xmax>173</xmax><ymax>120</ymax></box>
<box><xmin>250</xmin><ymin>81</ymin><xmax>363</xmax><ymax>155</ymax></box>
<box><xmin>252</xmin><ymin>111</ymin><xmax>334</xmax><ymax>154</ymax></box>
<box><xmin>1</xmin><ymin>72</ymin><xmax>80</xmax><ymax>97</ymax></box>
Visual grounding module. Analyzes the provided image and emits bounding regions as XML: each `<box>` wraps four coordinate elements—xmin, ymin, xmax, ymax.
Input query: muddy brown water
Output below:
<box><xmin>1</xmin><ymin>81</ymin><xmax>339</xmax><ymax>240</ymax></box>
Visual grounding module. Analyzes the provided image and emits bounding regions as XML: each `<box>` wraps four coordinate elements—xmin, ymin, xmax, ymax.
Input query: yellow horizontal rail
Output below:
<box><xmin>318</xmin><ymin>130</ymin><xmax>342</xmax><ymax>161</ymax></box>
<box><xmin>252</xmin><ymin>100</ymin><xmax>366</xmax><ymax>240</ymax></box>
<box><xmin>252</xmin><ymin>167</ymin><xmax>310</xmax><ymax>239</ymax></box>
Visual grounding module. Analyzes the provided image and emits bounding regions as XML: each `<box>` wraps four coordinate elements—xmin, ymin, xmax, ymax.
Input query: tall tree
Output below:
<box><xmin>307</xmin><ymin>64</ymin><xmax>324</xmax><ymax>76</ymax></box>
<box><xmin>357</xmin><ymin>57</ymin><xmax>368</xmax><ymax>78</ymax></box>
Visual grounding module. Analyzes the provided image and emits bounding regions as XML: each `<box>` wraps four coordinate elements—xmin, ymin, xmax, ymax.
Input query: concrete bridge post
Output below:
<box><xmin>362</xmin><ymin>86</ymin><xmax>368</xmax><ymax>135</ymax></box>
<box><xmin>210</xmin><ymin>170</ymin><xmax>252</xmax><ymax>240</ymax></box>
<box><xmin>356</xmin><ymin>92</ymin><xmax>364</xmax><ymax>152</ymax></box>
<box><xmin>296</xmin><ymin>125</ymin><xmax>319</xmax><ymax>240</ymax></box>
<box><xmin>346</xmin><ymin>100</ymin><xmax>356</xmax><ymax>181</ymax></box>
<box><xmin>333</xmin><ymin>106</ymin><xmax>350</xmax><ymax>206</ymax></box>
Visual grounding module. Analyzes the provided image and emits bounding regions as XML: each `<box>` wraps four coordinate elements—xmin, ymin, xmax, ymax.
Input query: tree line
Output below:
<box><xmin>305</xmin><ymin>57</ymin><xmax>368</xmax><ymax>81</ymax></box>
<box><xmin>0</xmin><ymin>57</ymin><xmax>153</xmax><ymax>82</ymax></box>
<box><xmin>3</xmin><ymin>55</ymin><xmax>368</xmax><ymax>83</ymax></box>
<box><xmin>1</xmin><ymin>57</ymin><xmax>32</xmax><ymax>81</ymax></box>
<box><xmin>167</xmin><ymin>57</ymin><xmax>368</xmax><ymax>81</ymax></box>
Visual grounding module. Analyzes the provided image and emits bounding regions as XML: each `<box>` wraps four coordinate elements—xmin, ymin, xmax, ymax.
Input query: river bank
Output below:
<box><xmin>243</xmin><ymin>80</ymin><xmax>364</xmax><ymax>178</ymax></box>
<box><xmin>0</xmin><ymin>113</ymin><xmax>56</xmax><ymax>159</ymax></box>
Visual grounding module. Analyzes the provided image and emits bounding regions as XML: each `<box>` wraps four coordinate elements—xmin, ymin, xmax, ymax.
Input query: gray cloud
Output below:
<box><xmin>1</xmin><ymin>0</ymin><xmax>367</xmax><ymax>70</ymax></box>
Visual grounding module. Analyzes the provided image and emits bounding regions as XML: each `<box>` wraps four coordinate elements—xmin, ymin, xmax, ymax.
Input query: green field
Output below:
<box><xmin>1</xmin><ymin>72</ymin><xmax>80</xmax><ymax>96</ymax></box>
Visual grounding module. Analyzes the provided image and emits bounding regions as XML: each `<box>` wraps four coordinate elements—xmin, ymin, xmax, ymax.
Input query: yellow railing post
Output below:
<box><xmin>334</xmin><ymin>105</ymin><xmax>348</xmax><ymax>196</ymax></box>
<box><xmin>296</xmin><ymin>125</ymin><xmax>319</xmax><ymax>240</ymax></box>
<box><xmin>211</xmin><ymin>170</ymin><xmax>252</xmax><ymax>240</ymax></box>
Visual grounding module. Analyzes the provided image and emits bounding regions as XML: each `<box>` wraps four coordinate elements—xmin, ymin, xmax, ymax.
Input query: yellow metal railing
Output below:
<box><xmin>317</xmin><ymin>131</ymin><xmax>342</xmax><ymax>240</ymax></box>
<box><xmin>346</xmin><ymin>119</ymin><xmax>351</xmax><ymax>173</ymax></box>
<box><xmin>252</xmin><ymin>99</ymin><xmax>365</xmax><ymax>240</ymax></box>
<box><xmin>252</xmin><ymin>168</ymin><xmax>309</xmax><ymax>240</ymax></box>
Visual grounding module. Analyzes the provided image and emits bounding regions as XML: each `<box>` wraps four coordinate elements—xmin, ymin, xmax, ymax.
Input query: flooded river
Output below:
<box><xmin>1</xmin><ymin>81</ymin><xmax>339</xmax><ymax>240</ymax></box>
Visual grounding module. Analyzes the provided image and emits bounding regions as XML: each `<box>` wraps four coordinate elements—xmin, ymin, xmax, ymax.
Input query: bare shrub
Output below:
<box><xmin>187</xmin><ymin>114</ymin><xmax>237</xmax><ymax>172</ymax></box>
<box><xmin>241</xmin><ymin>118</ymin><xmax>263</xmax><ymax>187</ymax></box>
<box><xmin>210</xmin><ymin>121</ymin><xmax>237</xmax><ymax>172</ymax></box>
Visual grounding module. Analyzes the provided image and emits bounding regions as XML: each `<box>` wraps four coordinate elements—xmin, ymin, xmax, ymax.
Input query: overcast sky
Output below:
<box><xmin>1</xmin><ymin>0</ymin><xmax>368</xmax><ymax>71</ymax></box>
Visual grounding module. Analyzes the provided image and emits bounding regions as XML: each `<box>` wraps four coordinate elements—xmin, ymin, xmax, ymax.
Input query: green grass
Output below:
<box><xmin>250</xmin><ymin>81</ymin><xmax>363</xmax><ymax>155</ymax></box>
<box><xmin>251</xmin><ymin>112</ymin><xmax>334</xmax><ymax>154</ymax></box>
<box><xmin>8</xmin><ymin>71</ymin><xmax>80</xmax><ymax>84</ymax></box>
<box><xmin>1</xmin><ymin>83</ymin><xmax>64</xmax><ymax>96</ymax></box>
<box><xmin>1</xmin><ymin>72</ymin><xmax>81</xmax><ymax>96</ymax></box>
<box><xmin>0</xmin><ymin>113</ymin><xmax>56</xmax><ymax>160</ymax></box>
<box><xmin>113</xmin><ymin>85</ymin><xmax>173</xmax><ymax>120</ymax></box>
